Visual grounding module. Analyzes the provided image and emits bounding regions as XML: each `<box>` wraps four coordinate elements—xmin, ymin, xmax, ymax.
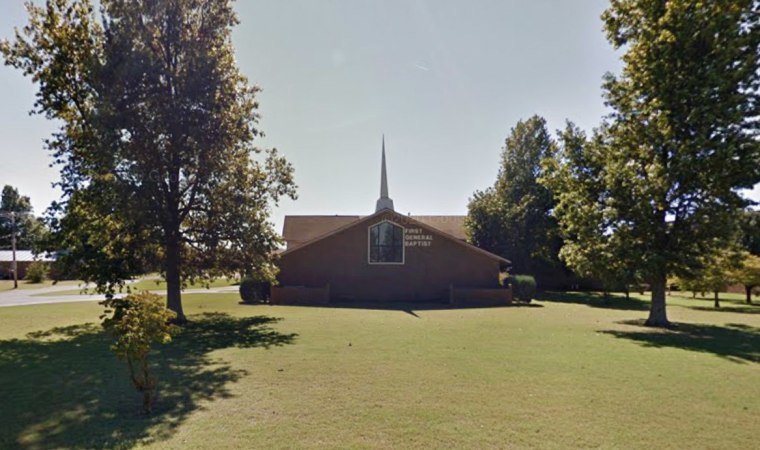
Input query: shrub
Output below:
<box><xmin>25</xmin><ymin>261</ymin><xmax>49</xmax><ymax>283</ymax></box>
<box><xmin>239</xmin><ymin>277</ymin><xmax>271</xmax><ymax>303</ymax></box>
<box><xmin>100</xmin><ymin>292</ymin><xmax>178</xmax><ymax>414</ymax></box>
<box><xmin>509</xmin><ymin>274</ymin><xmax>537</xmax><ymax>303</ymax></box>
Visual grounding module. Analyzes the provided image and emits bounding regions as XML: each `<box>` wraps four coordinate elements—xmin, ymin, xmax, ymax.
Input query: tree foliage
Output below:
<box><xmin>700</xmin><ymin>249</ymin><xmax>742</xmax><ymax>308</ymax></box>
<box><xmin>675</xmin><ymin>275</ymin><xmax>708</xmax><ymax>299</ymax></box>
<box><xmin>734</xmin><ymin>253</ymin><xmax>760</xmax><ymax>304</ymax></box>
<box><xmin>101</xmin><ymin>291</ymin><xmax>178</xmax><ymax>414</ymax></box>
<box><xmin>0</xmin><ymin>185</ymin><xmax>47</xmax><ymax>251</ymax></box>
<box><xmin>675</xmin><ymin>248</ymin><xmax>743</xmax><ymax>307</ymax></box>
<box><xmin>543</xmin><ymin>123</ymin><xmax>643</xmax><ymax>297</ymax></box>
<box><xmin>466</xmin><ymin>115</ymin><xmax>560</xmax><ymax>277</ymax></box>
<box><xmin>543</xmin><ymin>0</ymin><xmax>760</xmax><ymax>326</ymax></box>
<box><xmin>1</xmin><ymin>0</ymin><xmax>297</xmax><ymax>321</ymax></box>
<box><xmin>738</xmin><ymin>209</ymin><xmax>760</xmax><ymax>256</ymax></box>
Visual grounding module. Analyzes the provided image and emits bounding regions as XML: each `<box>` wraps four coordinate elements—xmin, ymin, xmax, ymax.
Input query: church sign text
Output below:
<box><xmin>404</xmin><ymin>228</ymin><xmax>433</xmax><ymax>247</ymax></box>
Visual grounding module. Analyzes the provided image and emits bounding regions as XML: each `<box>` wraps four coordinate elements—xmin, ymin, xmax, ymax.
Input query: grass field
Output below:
<box><xmin>124</xmin><ymin>277</ymin><xmax>239</xmax><ymax>292</ymax></box>
<box><xmin>31</xmin><ymin>277</ymin><xmax>239</xmax><ymax>297</ymax></box>
<box><xmin>0</xmin><ymin>279</ymin><xmax>80</xmax><ymax>293</ymax></box>
<box><xmin>0</xmin><ymin>291</ymin><xmax>757</xmax><ymax>449</ymax></box>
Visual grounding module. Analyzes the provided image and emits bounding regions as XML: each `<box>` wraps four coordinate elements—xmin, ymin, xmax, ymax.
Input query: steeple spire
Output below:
<box><xmin>375</xmin><ymin>135</ymin><xmax>395</xmax><ymax>212</ymax></box>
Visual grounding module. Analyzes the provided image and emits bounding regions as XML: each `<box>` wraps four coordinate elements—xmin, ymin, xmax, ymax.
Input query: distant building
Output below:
<box><xmin>0</xmin><ymin>250</ymin><xmax>55</xmax><ymax>280</ymax></box>
<box><xmin>274</xmin><ymin>138</ymin><xmax>511</xmax><ymax>305</ymax></box>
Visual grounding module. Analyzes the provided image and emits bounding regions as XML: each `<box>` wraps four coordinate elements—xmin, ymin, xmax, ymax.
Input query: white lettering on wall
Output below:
<box><xmin>404</xmin><ymin>228</ymin><xmax>433</xmax><ymax>247</ymax></box>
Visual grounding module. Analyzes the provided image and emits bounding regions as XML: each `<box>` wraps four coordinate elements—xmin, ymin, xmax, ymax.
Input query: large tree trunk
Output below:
<box><xmin>746</xmin><ymin>285</ymin><xmax>753</xmax><ymax>305</ymax></box>
<box><xmin>645</xmin><ymin>273</ymin><xmax>669</xmax><ymax>327</ymax></box>
<box><xmin>714</xmin><ymin>291</ymin><xmax>720</xmax><ymax>308</ymax></box>
<box><xmin>165</xmin><ymin>233</ymin><xmax>186</xmax><ymax>324</ymax></box>
<box><xmin>646</xmin><ymin>207</ymin><xmax>670</xmax><ymax>327</ymax></box>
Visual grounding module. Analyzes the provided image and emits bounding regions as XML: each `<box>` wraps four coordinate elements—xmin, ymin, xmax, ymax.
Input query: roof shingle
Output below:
<box><xmin>282</xmin><ymin>214</ymin><xmax>467</xmax><ymax>249</ymax></box>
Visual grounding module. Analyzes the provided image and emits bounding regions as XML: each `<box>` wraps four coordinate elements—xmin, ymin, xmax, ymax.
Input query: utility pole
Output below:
<box><xmin>1</xmin><ymin>210</ymin><xmax>27</xmax><ymax>289</ymax></box>
<box><xmin>11</xmin><ymin>211</ymin><xmax>17</xmax><ymax>289</ymax></box>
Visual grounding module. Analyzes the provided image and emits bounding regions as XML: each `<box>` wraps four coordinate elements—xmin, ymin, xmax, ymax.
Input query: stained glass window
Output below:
<box><xmin>369</xmin><ymin>221</ymin><xmax>404</xmax><ymax>263</ymax></box>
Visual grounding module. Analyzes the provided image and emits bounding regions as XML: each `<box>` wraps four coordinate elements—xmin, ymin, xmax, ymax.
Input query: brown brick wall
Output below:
<box><xmin>271</xmin><ymin>285</ymin><xmax>331</xmax><ymax>305</ymax></box>
<box><xmin>0</xmin><ymin>261</ymin><xmax>33</xmax><ymax>280</ymax></box>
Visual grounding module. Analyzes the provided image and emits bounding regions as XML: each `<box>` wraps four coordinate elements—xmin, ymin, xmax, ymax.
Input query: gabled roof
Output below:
<box><xmin>412</xmin><ymin>216</ymin><xmax>466</xmax><ymax>240</ymax></box>
<box><xmin>283</xmin><ymin>215</ymin><xmax>361</xmax><ymax>248</ymax></box>
<box><xmin>283</xmin><ymin>214</ymin><xmax>467</xmax><ymax>248</ymax></box>
<box><xmin>0</xmin><ymin>250</ymin><xmax>55</xmax><ymax>262</ymax></box>
<box><xmin>280</xmin><ymin>209</ymin><xmax>508</xmax><ymax>264</ymax></box>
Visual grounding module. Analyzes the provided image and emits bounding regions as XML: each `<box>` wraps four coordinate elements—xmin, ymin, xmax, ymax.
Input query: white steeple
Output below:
<box><xmin>375</xmin><ymin>135</ymin><xmax>395</xmax><ymax>212</ymax></box>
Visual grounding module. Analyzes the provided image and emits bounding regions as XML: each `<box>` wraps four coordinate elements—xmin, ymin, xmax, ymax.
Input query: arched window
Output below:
<box><xmin>369</xmin><ymin>221</ymin><xmax>404</xmax><ymax>264</ymax></box>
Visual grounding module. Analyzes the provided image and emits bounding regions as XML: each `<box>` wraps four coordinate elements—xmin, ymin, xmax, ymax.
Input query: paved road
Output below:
<box><xmin>0</xmin><ymin>284</ymin><xmax>238</xmax><ymax>308</ymax></box>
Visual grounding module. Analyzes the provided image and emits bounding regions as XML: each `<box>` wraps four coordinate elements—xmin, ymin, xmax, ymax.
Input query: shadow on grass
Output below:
<box><xmin>0</xmin><ymin>313</ymin><xmax>297</xmax><ymax>449</ymax></box>
<box><xmin>602</xmin><ymin>319</ymin><xmax>759</xmax><ymax>364</ymax></box>
<box><xmin>306</xmin><ymin>300</ymin><xmax>541</xmax><ymax>317</ymax></box>
<box><xmin>664</xmin><ymin>293</ymin><xmax>760</xmax><ymax>315</ymax></box>
<box><xmin>535</xmin><ymin>291</ymin><xmax>649</xmax><ymax>311</ymax></box>
<box><xmin>688</xmin><ymin>306</ymin><xmax>760</xmax><ymax>315</ymax></box>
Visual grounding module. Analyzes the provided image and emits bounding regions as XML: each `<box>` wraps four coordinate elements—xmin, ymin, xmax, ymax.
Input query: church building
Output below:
<box><xmin>272</xmin><ymin>138</ymin><xmax>511</xmax><ymax>305</ymax></box>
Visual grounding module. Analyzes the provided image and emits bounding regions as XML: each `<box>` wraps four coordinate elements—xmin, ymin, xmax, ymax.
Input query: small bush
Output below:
<box><xmin>509</xmin><ymin>275</ymin><xmax>537</xmax><ymax>303</ymax></box>
<box><xmin>100</xmin><ymin>292</ymin><xmax>178</xmax><ymax>414</ymax></box>
<box><xmin>25</xmin><ymin>261</ymin><xmax>49</xmax><ymax>283</ymax></box>
<box><xmin>239</xmin><ymin>277</ymin><xmax>271</xmax><ymax>303</ymax></box>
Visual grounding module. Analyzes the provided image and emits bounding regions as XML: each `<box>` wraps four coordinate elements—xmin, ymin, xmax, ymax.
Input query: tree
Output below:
<box><xmin>466</xmin><ymin>115</ymin><xmax>560</xmax><ymax>279</ymax></box>
<box><xmin>675</xmin><ymin>275</ymin><xmax>708</xmax><ymax>299</ymax></box>
<box><xmin>0</xmin><ymin>185</ymin><xmax>47</xmax><ymax>250</ymax></box>
<box><xmin>738</xmin><ymin>209</ymin><xmax>760</xmax><ymax>256</ymax></box>
<box><xmin>101</xmin><ymin>292</ymin><xmax>178</xmax><ymax>414</ymax></box>
<box><xmin>543</xmin><ymin>123</ymin><xmax>643</xmax><ymax>299</ymax></box>
<box><xmin>734</xmin><ymin>253</ymin><xmax>760</xmax><ymax>304</ymax></box>
<box><xmin>675</xmin><ymin>249</ymin><xmax>741</xmax><ymax>307</ymax></box>
<box><xmin>544</xmin><ymin>0</ymin><xmax>760</xmax><ymax>327</ymax></box>
<box><xmin>700</xmin><ymin>249</ymin><xmax>741</xmax><ymax>308</ymax></box>
<box><xmin>2</xmin><ymin>0</ymin><xmax>296</xmax><ymax>322</ymax></box>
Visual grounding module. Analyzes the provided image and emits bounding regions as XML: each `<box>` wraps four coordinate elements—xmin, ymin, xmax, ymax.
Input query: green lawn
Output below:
<box><xmin>127</xmin><ymin>277</ymin><xmax>239</xmax><ymax>292</ymax></box>
<box><xmin>0</xmin><ymin>291</ymin><xmax>757</xmax><ymax>449</ymax></box>
<box><xmin>0</xmin><ymin>279</ymin><xmax>80</xmax><ymax>293</ymax></box>
<box><xmin>31</xmin><ymin>277</ymin><xmax>239</xmax><ymax>297</ymax></box>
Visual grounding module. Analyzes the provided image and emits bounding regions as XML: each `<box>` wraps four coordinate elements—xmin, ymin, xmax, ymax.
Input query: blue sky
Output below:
<box><xmin>1</xmin><ymin>0</ymin><xmax>758</xmax><ymax>232</ymax></box>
